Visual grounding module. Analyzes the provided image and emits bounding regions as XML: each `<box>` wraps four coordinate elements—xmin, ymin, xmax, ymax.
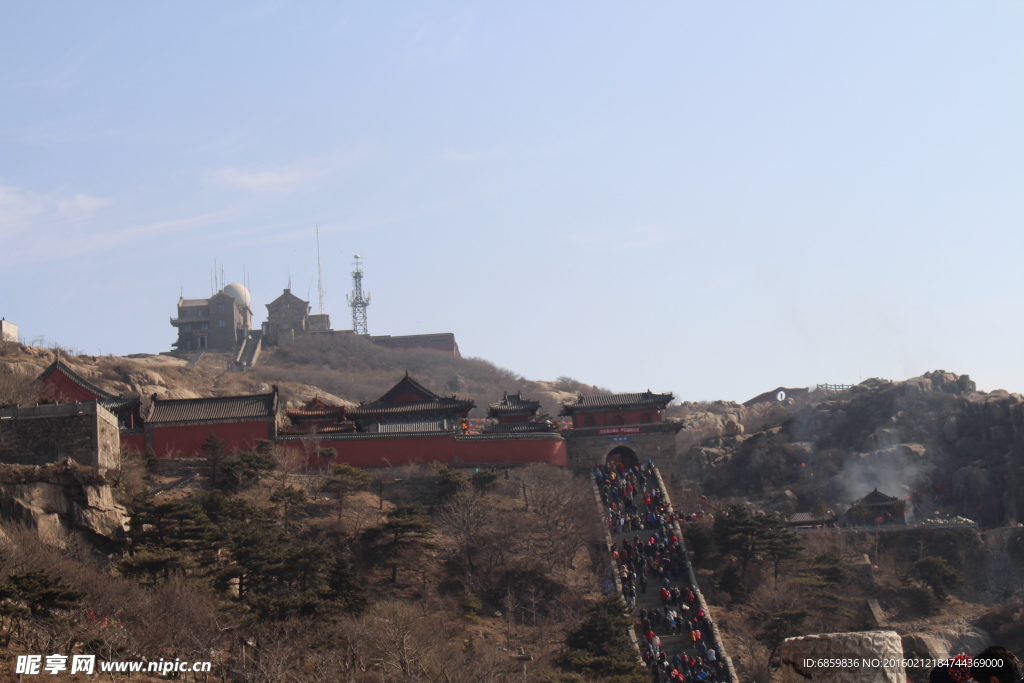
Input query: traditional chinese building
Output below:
<box><xmin>36</xmin><ymin>355</ymin><xmax>145</xmax><ymax>453</ymax></box>
<box><xmin>845</xmin><ymin>489</ymin><xmax>907</xmax><ymax>527</ymax></box>
<box><xmin>483</xmin><ymin>391</ymin><xmax>556</xmax><ymax>434</ymax></box>
<box><xmin>347</xmin><ymin>373</ymin><xmax>475</xmax><ymax>433</ymax></box>
<box><xmin>145</xmin><ymin>388</ymin><xmax>279</xmax><ymax>458</ymax></box>
<box><xmin>280</xmin><ymin>396</ymin><xmax>355</xmax><ymax>435</ymax></box>
<box><xmin>560</xmin><ymin>391</ymin><xmax>680</xmax><ymax>470</ymax></box>
<box><xmin>277</xmin><ymin>375</ymin><xmax>567</xmax><ymax>468</ymax></box>
<box><xmin>170</xmin><ymin>283</ymin><xmax>253</xmax><ymax>353</ymax></box>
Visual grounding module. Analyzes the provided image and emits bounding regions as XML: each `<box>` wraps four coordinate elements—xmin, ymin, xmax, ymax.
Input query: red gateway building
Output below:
<box><xmin>559</xmin><ymin>391</ymin><xmax>681</xmax><ymax>470</ymax></box>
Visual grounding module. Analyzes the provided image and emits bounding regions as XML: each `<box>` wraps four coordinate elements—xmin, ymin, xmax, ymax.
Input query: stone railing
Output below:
<box><xmin>654</xmin><ymin>467</ymin><xmax>740</xmax><ymax>683</ymax></box>
<box><xmin>589</xmin><ymin>476</ymin><xmax>643</xmax><ymax>661</ymax></box>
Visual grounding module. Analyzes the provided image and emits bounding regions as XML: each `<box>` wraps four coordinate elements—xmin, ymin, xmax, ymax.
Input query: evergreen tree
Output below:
<box><xmin>271</xmin><ymin>485</ymin><xmax>308</xmax><ymax>526</ymax></box>
<box><xmin>913</xmin><ymin>556</ymin><xmax>963</xmax><ymax>601</ymax></box>
<box><xmin>556</xmin><ymin>597</ymin><xmax>647</xmax><ymax>683</ymax></box>
<box><xmin>436</xmin><ymin>467</ymin><xmax>469</xmax><ymax>500</ymax></box>
<box><xmin>760</xmin><ymin>517</ymin><xmax>802</xmax><ymax>582</ymax></box>
<box><xmin>3</xmin><ymin>570</ymin><xmax>85</xmax><ymax>618</ymax></box>
<box><xmin>360</xmin><ymin>503</ymin><xmax>435</xmax><ymax>582</ymax></box>
<box><xmin>470</xmin><ymin>470</ymin><xmax>500</xmax><ymax>495</ymax></box>
<box><xmin>221</xmin><ymin>445</ymin><xmax>277</xmax><ymax>490</ymax></box>
<box><xmin>713</xmin><ymin>504</ymin><xmax>763</xmax><ymax>579</ymax></box>
<box><xmin>324</xmin><ymin>463</ymin><xmax>373</xmax><ymax>519</ymax></box>
<box><xmin>199</xmin><ymin>432</ymin><xmax>229</xmax><ymax>485</ymax></box>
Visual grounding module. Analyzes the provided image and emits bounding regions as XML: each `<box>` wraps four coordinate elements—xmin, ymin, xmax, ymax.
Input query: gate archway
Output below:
<box><xmin>605</xmin><ymin>445</ymin><xmax>639</xmax><ymax>470</ymax></box>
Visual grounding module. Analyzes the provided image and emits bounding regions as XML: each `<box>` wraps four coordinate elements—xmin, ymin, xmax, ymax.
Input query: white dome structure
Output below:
<box><xmin>222</xmin><ymin>282</ymin><xmax>251</xmax><ymax>308</ymax></box>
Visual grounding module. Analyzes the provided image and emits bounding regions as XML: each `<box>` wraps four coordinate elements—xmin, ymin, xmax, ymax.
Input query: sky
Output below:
<box><xmin>1</xmin><ymin>2</ymin><xmax>1021</xmax><ymax>402</ymax></box>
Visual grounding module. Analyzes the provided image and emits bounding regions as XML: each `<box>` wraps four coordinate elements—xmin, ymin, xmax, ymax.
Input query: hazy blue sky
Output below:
<box><xmin>2</xmin><ymin>3</ymin><xmax>1021</xmax><ymax>401</ymax></box>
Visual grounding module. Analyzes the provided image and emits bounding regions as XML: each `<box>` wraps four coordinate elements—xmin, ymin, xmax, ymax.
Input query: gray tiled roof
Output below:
<box><xmin>349</xmin><ymin>374</ymin><xmax>474</xmax><ymax>417</ymax></box>
<box><xmin>148</xmin><ymin>391</ymin><xmax>277</xmax><ymax>424</ymax></box>
<box><xmin>559</xmin><ymin>391</ymin><xmax>673</xmax><ymax>415</ymax></box>
<box><xmin>349</xmin><ymin>399</ymin><xmax>474</xmax><ymax>417</ymax></box>
<box><xmin>100</xmin><ymin>397</ymin><xmax>141</xmax><ymax>411</ymax></box>
<box><xmin>482</xmin><ymin>421</ymin><xmax>556</xmax><ymax>434</ymax></box>
<box><xmin>852</xmin><ymin>489</ymin><xmax>901</xmax><ymax>507</ymax></box>
<box><xmin>487</xmin><ymin>392</ymin><xmax>541</xmax><ymax>417</ymax></box>
<box><xmin>788</xmin><ymin>512</ymin><xmax>836</xmax><ymax>524</ymax></box>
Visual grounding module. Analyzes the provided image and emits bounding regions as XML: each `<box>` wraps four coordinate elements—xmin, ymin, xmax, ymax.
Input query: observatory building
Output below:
<box><xmin>171</xmin><ymin>283</ymin><xmax>253</xmax><ymax>352</ymax></box>
<box><xmin>264</xmin><ymin>288</ymin><xmax>331</xmax><ymax>347</ymax></box>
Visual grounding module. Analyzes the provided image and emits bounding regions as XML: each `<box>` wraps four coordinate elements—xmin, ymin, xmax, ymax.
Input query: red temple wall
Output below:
<box><xmin>281</xmin><ymin>434</ymin><xmax>567</xmax><ymax>470</ymax></box>
<box><xmin>572</xmin><ymin>409</ymin><xmax>663</xmax><ymax>428</ymax></box>
<box><xmin>149</xmin><ymin>421</ymin><xmax>272</xmax><ymax>458</ymax></box>
<box><xmin>121</xmin><ymin>433</ymin><xmax>146</xmax><ymax>455</ymax></box>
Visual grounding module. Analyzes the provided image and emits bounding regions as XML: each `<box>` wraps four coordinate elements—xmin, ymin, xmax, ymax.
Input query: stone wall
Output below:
<box><xmin>977</xmin><ymin>527</ymin><xmax>1024</xmax><ymax>600</ymax></box>
<box><xmin>0</xmin><ymin>402</ymin><xmax>120</xmax><ymax>469</ymax></box>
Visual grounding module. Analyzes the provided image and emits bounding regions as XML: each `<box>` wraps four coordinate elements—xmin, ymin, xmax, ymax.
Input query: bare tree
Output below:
<box><xmin>0</xmin><ymin>362</ymin><xmax>39</xmax><ymax>409</ymax></box>
<box><xmin>435</xmin><ymin>492</ymin><xmax>494</xmax><ymax>578</ymax></box>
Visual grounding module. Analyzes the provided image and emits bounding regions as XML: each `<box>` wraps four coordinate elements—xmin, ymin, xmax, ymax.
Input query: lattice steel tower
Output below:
<box><xmin>347</xmin><ymin>255</ymin><xmax>371</xmax><ymax>335</ymax></box>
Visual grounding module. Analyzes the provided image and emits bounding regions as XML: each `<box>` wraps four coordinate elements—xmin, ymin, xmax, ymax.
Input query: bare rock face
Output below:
<box><xmin>0</xmin><ymin>461</ymin><xmax>129</xmax><ymax>548</ymax></box>
<box><xmin>778</xmin><ymin>631</ymin><xmax>905</xmax><ymax>683</ymax></box>
<box><xmin>901</xmin><ymin>633</ymin><xmax>949</xmax><ymax>661</ymax></box>
<box><xmin>723</xmin><ymin>419</ymin><xmax>744</xmax><ymax>437</ymax></box>
<box><xmin>943</xmin><ymin>627</ymin><xmax>991</xmax><ymax>658</ymax></box>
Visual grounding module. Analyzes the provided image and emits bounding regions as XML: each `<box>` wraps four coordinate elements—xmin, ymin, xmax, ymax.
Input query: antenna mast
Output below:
<box><xmin>315</xmin><ymin>225</ymin><xmax>325</xmax><ymax>315</ymax></box>
<box><xmin>347</xmin><ymin>255</ymin><xmax>371</xmax><ymax>335</ymax></box>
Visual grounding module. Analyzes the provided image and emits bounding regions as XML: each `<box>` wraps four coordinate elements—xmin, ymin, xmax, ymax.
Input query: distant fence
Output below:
<box><xmin>816</xmin><ymin>383</ymin><xmax>853</xmax><ymax>391</ymax></box>
<box><xmin>793</xmin><ymin>521</ymin><xmax>979</xmax><ymax>535</ymax></box>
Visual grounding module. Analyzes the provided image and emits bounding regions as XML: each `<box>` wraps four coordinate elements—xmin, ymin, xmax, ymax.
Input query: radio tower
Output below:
<box><xmin>347</xmin><ymin>255</ymin><xmax>371</xmax><ymax>335</ymax></box>
<box><xmin>315</xmin><ymin>226</ymin><xmax>326</xmax><ymax>314</ymax></box>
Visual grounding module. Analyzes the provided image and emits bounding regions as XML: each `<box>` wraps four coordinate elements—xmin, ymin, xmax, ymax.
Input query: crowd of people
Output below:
<box><xmin>596</xmin><ymin>460</ymin><xmax>1024</xmax><ymax>683</ymax></box>
<box><xmin>596</xmin><ymin>460</ymin><xmax>729</xmax><ymax>683</ymax></box>
<box><xmin>929</xmin><ymin>646</ymin><xmax>1024</xmax><ymax>683</ymax></box>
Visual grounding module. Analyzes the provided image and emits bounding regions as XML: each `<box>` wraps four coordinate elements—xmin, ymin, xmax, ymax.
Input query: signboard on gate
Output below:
<box><xmin>598</xmin><ymin>426</ymin><xmax>641</xmax><ymax>435</ymax></box>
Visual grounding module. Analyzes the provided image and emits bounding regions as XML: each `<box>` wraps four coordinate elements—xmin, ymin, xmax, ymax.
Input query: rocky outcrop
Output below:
<box><xmin>0</xmin><ymin>460</ymin><xmax>129</xmax><ymax>549</ymax></box>
<box><xmin>678</xmin><ymin>371</ymin><xmax>1024</xmax><ymax>527</ymax></box>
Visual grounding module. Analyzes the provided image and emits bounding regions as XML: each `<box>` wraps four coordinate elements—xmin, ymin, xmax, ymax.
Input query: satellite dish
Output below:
<box><xmin>776</xmin><ymin>391</ymin><xmax>786</xmax><ymax>402</ymax></box>
<box><xmin>354</xmin><ymin>254</ymin><xmax>361</xmax><ymax>258</ymax></box>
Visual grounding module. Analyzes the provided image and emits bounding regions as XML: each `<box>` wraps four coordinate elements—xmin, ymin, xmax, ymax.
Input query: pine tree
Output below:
<box><xmin>360</xmin><ymin>503</ymin><xmax>435</xmax><ymax>583</ymax></box>
<box><xmin>324</xmin><ymin>463</ymin><xmax>373</xmax><ymax>519</ymax></box>
<box><xmin>199</xmin><ymin>432</ymin><xmax>229</xmax><ymax>485</ymax></box>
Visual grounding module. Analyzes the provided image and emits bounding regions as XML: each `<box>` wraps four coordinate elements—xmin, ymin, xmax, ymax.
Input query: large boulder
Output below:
<box><xmin>778</xmin><ymin>631</ymin><xmax>905</xmax><ymax>683</ymax></box>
